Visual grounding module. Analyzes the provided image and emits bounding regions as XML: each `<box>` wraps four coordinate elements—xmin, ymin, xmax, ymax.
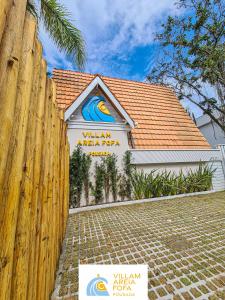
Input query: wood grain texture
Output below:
<box><xmin>0</xmin><ymin>0</ymin><xmax>13</xmax><ymax>43</ymax></box>
<box><xmin>0</xmin><ymin>7</ymin><xmax>69</xmax><ymax>300</ymax></box>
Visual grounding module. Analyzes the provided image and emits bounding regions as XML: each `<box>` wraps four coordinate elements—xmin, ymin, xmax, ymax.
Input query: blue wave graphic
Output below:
<box><xmin>82</xmin><ymin>96</ymin><xmax>115</xmax><ymax>122</ymax></box>
<box><xmin>86</xmin><ymin>276</ymin><xmax>109</xmax><ymax>296</ymax></box>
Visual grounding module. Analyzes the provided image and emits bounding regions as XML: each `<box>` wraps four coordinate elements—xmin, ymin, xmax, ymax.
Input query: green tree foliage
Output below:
<box><xmin>91</xmin><ymin>162</ymin><xmax>105</xmax><ymax>204</ymax></box>
<box><xmin>147</xmin><ymin>0</ymin><xmax>225</xmax><ymax>131</ymax></box>
<box><xmin>101</xmin><ymin>156</ymin><xmax>112</xmax><ymax>202</ymax></box>
<box><xmin>131</xmin><ymin>164</ymin><xmax>214</xmax><ymax>200</ymax></box>
<box><xmin>102</xmin><ymin>153</ymin><xmax>132</xmax><ymax>202</ymax></box>
<box><xmin>70</xmin><ymin>146</ymin><xmax>83</xmax><ymax>207</ymax></box>
<box><xmin>27</xmin><ymin>0</ymin><xmax>86</xmax><ymax>69</ymax></box>
<box><xmin>109</xmin><ymin>154</ymin><xmax>119</xmax><ymax>202</ymax></box>
<box><xmin>69</xmin><ymin>146</ymin><xmax>91</xmax><ymax>207</ymax></box>
<box><xmin>118</xmin><ymin>174</ymin><xmax>127</xmax><ymax>201</ymax></box>
<box><xmin>82</xmin><ymin>153</ymin><xmax>92</xmax><ymax>205</ymax></box>
<box><xmin>123</xmin><ymin>151</ymin><xmax>133</xmax><ymax>199</ymax></box>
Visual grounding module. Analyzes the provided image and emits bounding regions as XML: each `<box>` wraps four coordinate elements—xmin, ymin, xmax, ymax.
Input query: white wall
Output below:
<box><xmin>136</xmin><ymin>162</ymin><xmax>201</xmax><ymax>175</ymax></box>
<box><xmin>67</xmin><ymin>127</ymin><xmax>130</xmax><ymax>166</ymax></box>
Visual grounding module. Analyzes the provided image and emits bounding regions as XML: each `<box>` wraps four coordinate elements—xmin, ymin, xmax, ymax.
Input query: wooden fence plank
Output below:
<box><xmin>0</xmin><ymin>13</ymin><xmax>36</xmax><ymax>300</ymax></box>
<box><xmin>11</xmin><ymin>35</ymin><xmax>42</xmax><ymax>300</ymax></box>
<box><xmin>0</xmin><ymin>0</ymin><xmax>13</xmax><ymax>43</ymax></box>
<box><xmin>0</xmin><ymin>0</ymin><xmax>27</xmax><ymax>209</ymax></box>
<box><xmin>0</xmin><ymin>6</ymin><xmax>70</xmax><ymax>300</ymax></box>
<box><xmin>28</xmin><ymin>57</ymin><xmax>47</xmax><ymax>300</ymax></box>
<box><xmin>36</xmin><ymin>78</ymin><xmax>53</xmax><ymax>300</ymax></box>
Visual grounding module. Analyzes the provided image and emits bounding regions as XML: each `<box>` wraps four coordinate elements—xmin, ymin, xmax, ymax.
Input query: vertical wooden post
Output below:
<box><xmin>11</xmin><ymin>34</ymin><xmax>42</xmax><ymax>300</ymax></box>
<box><xmin>0</xmin><ymin>5</ymin><xmax>70</xmax><ymax>300</ymax></box>
<box><xmin>36</xmin><ymin>78</ymin><xmax>52</xmax><ymax>300</ymax></box>
<box><xmin>0</xmin><ymin>0</ymin><xmax>13</xmax><ymax>43</ymax></box>
<box><xmin>0</xmin><ymin>13</ymin><xmax>36</xmax><ymax>300</ymax></box>
<box><xmin>28</xmin><ymin>57</ymin><xmax>47</xmax><ymax>300</ymax></box>
<box><xmin>0</xmin><ymin>0</ymin><xmax>27</xmax><ymax>206</ymax></box>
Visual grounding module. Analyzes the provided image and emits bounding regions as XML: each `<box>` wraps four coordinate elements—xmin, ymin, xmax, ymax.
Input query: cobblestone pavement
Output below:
<box><xmin>52</xmin><ymin>191</ymin><xmax>225</xmax><ymax>300</ymax></box>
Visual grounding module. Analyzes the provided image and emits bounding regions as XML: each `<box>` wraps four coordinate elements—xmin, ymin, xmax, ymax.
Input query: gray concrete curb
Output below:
<box><xmin>69</xmin><ymin>189</ymin><xmax>218</xmax><ymax>214</ymax></box>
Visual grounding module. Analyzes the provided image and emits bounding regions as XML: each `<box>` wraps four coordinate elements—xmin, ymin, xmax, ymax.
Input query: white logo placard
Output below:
<box><xmin>79</xmin><ymin>264</ymin><xmax>148</xmax><ymax>300</ymax></box>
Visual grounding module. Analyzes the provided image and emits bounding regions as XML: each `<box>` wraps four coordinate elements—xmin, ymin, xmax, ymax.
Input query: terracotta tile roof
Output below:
<box><xmin>53</xmin><ymin>69</ymin><xmax>210</xmax><ymax>149</ymax></box>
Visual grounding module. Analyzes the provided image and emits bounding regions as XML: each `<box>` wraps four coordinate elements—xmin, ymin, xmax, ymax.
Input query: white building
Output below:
<box><xmin>53</xmin><ymin>69</ymin><xmax>225</xmax><ymax>204</ymax></box>
<box><xmin>196</xmin><ymin>112</ymin><xmax>225</xmax><ymax>148</ymax></box>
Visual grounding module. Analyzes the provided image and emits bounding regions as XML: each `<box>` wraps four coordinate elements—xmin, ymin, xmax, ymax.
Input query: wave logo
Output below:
<box><xmin>82</xmin><ymin>95</ymin><xmax>115</xmax><ymax>123</ymax></box>
<box><xmin>86</xmin><ymin>274</ymin><xmax>110</xmax><ymax>296</ymax></box>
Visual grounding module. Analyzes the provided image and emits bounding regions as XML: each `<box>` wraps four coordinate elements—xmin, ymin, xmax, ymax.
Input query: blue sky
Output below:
<box><xmin>39</xmin><ymin>0</ymin><xmax>207</xmax><ymax>117</ymax></box>
<box><xmin>40</xmin><ymin>0</ymin><xmax>180</xmax><ymax>81</ymax></box>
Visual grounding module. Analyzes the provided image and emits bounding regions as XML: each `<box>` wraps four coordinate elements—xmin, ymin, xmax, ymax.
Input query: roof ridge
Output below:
<box><xmin>53</xmin><ymin>68</ymin><xmax>172</xmax><ymax>91</ymax></box>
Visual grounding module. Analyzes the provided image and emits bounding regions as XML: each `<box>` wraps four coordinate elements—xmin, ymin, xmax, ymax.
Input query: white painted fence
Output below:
<box><xmin>130</xmin><ymin>145</ymin><xmax>225</xmax><ymax>192</ymax></box>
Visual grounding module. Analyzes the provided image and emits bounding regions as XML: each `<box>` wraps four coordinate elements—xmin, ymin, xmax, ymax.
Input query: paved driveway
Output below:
<box><xmin>52</xmin><ymin>191</ymin><xmax>225</xmax><ymax>300</ymax></box>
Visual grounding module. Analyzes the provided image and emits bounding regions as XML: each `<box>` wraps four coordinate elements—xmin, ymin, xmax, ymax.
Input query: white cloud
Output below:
<box><xmin>39</xmin><ymin>0</ymin><xmax>180</xmax><ymax>78</ymax></box>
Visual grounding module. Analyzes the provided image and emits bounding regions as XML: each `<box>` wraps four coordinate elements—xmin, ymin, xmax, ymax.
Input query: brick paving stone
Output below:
<box><xmin>51</xmin><ymin>191</ymin><xmax>225</xmax><ymax>299</ymax></box>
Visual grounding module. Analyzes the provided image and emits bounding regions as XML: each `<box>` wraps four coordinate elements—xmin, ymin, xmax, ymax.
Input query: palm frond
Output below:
<box><xmin>40</xmin><ymin>0</ymin><xmax>86</xmax><ymax>70</ymax></box>
<box><xmin>27</xmin><ymin>0</ymin><xmax>39</xmax><ymax>19</ymax></box>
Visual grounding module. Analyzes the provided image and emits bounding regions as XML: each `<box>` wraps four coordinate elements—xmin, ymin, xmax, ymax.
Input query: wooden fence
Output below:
<box><xmin>0</xmin><ymin>2</ymin><xmax>69</xmax><ymax>299</ymax></box>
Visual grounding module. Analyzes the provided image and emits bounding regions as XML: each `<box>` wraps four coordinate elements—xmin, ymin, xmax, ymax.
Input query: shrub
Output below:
<box><xmin>131</xmin><ymin>164</ymin><xmax>214</xmax><ymax>200</ymax></box>
<box><xmin>131</xmin><ymin>170</ymin><xmax>151</xmax><ymax>199</ymax></box>
<box><xmin>184</xmin><ymin>164</ymin><xmax>214</xmax><ymax>193</ymax></box>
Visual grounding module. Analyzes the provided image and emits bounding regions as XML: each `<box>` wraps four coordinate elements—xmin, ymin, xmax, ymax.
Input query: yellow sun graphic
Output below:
<box><xmin>97</xmin><ymin>101</ymin><xmax>111</xmax><ymax>115</ymax></box>
<box><xmin>96</xmin><ymin>281</ymin><xmax>107</xmax><ymax>291</ymax></box>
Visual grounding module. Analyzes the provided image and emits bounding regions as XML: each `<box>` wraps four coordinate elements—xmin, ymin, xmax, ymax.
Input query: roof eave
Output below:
<box><xmin>65</xmin><ymin>75</ymin><xmax>135</xmax><ymax>128</ymax></box>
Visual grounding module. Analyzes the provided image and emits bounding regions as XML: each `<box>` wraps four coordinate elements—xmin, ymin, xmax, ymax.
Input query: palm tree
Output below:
<box><xmin>27</xmin><ymin>0</ymin><xmax>85</xmax><ymax>70</ymax></box>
